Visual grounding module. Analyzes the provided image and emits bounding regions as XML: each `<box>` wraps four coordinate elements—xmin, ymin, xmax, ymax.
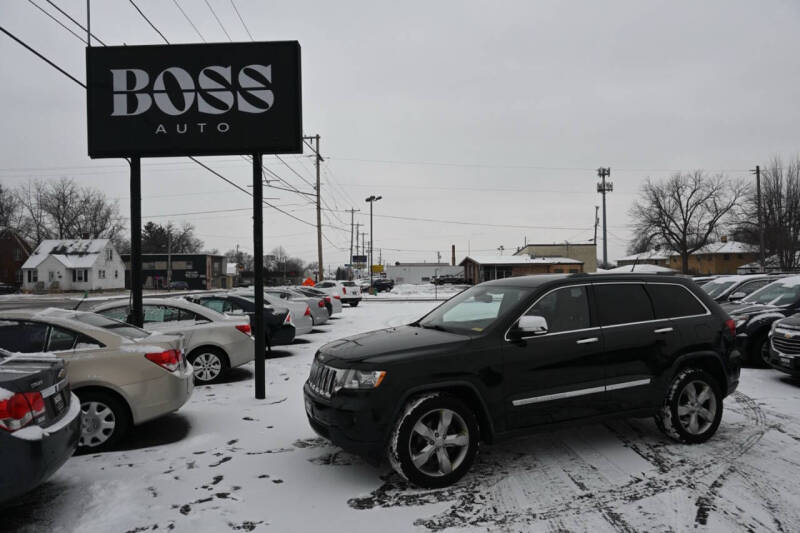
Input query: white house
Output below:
<box><xmin>21</xmin><ymin>239</ymin><xmax>126</xmax><ymax>292</ymax></box>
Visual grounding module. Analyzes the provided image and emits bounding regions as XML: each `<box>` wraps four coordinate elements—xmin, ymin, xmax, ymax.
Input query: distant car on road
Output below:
<box><xmin>91</xmin><ymin>298</ymin><xmax>254</xmax><ymax>384</ymax></box>
<box><xmin>168</xmin><ymin>280</ymin><xmax>189</xmax><ymax>290</ymax></box>
<box><xmin>295</xmin><ymin>286</ymin><xmax>342</xmax><ymax>316</ymax></box>
<box><xmin>0</xmin><ymin>283</ymin><xmax>18</xmax><ymax>295</ymax></box>
<box><xmin>0</xmin><ymin>308</ymin><xmax>193</xmax><ymax>451</ymax></box>
<box><xmin>315</xmin><ymin>280</ymin><xmax>362</xmax><ymax>307</ymax></box>
<box><xmin>306</xmin><ymin>274</ymin><xmax>739</xmax><ymax>488</ymax></box>
<box><xmin>432</xmin><ymin>274</ymin><xmax>466</xmax><ymax>285</ymax></box>
<box><xmin>0</xmin><ymin>349</ymin><xmax>81</xmax><ymax>504</ymax></box>
<box><xmin>372</xmin><ymin>278</ymin><xmax>394</xmax><ymax>292</ymax></box>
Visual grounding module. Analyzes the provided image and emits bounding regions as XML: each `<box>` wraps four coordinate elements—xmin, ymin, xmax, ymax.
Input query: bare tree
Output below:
<box><xmin>40</xmin><ymin>177</ymin><xmax>82</xmax><ymax>239</ymax></box>
<box><xmin>73</xmin><ymin>188</ymin><xmax>126</xmax><ymax>241</ymax></box>
<box><xmin>733</xmin><ymin>156</ymin><xmax>800</xmax><ymax>270</ymax></box>
<box><xmin>0</xmin><ymin>183</ymin><xmax>24</xmax><ymax>229</ymax></box>
<box><xmin>16</xmin><ymin>180</ymin><xmax>51</xmax><ymax>245</ymax></box>
<box><xmin>630</xmin><ymin>171</ymin><xmax>747</xmax><ymax>273</ymax></box>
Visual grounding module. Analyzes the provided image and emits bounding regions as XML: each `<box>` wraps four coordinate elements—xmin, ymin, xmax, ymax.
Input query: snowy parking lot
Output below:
<box><xmin>5</xmin><ymin>300</ymin><xmax>800</xmax><ymax>533</ymax></box>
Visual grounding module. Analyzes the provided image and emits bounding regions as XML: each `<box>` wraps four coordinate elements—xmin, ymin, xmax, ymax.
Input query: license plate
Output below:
<box><xmin>781</xmin><ymin>357</ymin><xmax>791</xmax><ymax>366</ymax></box>
<box><xmin>53</xmin><ymin>391</ymin><xmax>65</xmax><ymax>412</ymax></box>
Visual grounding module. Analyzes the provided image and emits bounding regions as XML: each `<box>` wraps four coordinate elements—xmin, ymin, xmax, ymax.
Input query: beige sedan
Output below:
<box><xmin>0</xmin><ymin>308</ymin><xmax>194</xmax><ymax>450</ymax></box>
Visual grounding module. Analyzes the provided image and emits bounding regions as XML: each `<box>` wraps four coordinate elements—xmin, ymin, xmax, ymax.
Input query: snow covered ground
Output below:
<box><xmin>5</xmin><ymin>301</ymin><xmax>800</xmax><ymax>533</ymax></box>
<box><xmin>362</xmin><ymin>283</ymin><xmax>469</xmax><ymax>300</ymax></box>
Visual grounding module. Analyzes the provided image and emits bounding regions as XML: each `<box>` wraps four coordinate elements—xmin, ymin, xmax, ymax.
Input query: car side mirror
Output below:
<box><xmin>517</xmin><ymin>315</ymin><xmax>548</xmax><ymax>336</ymax></box>
<box><xmin>729</xmin><ymin>291</ymin><xmax>746</xmax><ymax>301</ymax></box>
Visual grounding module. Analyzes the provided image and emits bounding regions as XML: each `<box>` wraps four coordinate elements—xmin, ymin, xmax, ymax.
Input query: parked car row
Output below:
<box><xmin>0</xmin><ymin>281</ymin><xmax>366</xmax><ymax>504</ymax></box>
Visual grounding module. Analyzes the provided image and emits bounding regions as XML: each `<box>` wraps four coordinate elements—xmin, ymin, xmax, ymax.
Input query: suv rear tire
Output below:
<box><xmin>388</xmin><ymin>394</ymin><xmax>479</xmax><ymax>488</ymax></box>
<box><xmin>655</xmin><ymin>368</ymin><xmax>723</xmax><ymax>444</ymax></box>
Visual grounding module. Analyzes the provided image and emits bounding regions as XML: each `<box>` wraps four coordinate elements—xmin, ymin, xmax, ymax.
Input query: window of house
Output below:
<box><xmin>723</xmin><ymin>254</ymin><xmax>730</xmax><ymax>260</ymax></box>
<box><xmin>115</xmin><ymin>270</ymin><xmax>119</xmax><ymax>278</ymax></box>
<box><xmin>15</xmin><ymin>271</ymin><xmax>21</xmax><ymax>283</ymax></box>
<box><xmin>595</xmin><ymin>284</ymin><xmax>655</xmax><ymax>326</ymax></box>
<box><xmin>13</xmin><ymin>248</ymin><xmax>21</xmax><ymax>261</ymax></box>
<box><xmin>48</xmin><ymin>271</ymin><xmax>55</xmax><ymax>281</ymax></box>
<box><xmin>76</xmin><ymin>270</ymin><xmax>84</xmax><ymax>282</ymax></box>
<box><xmin>27</xmin><ymin>270</ymin><xmax>38</xmax><ymax>283</ymax></box>
<box><xmin>553</xmin><ymin>268</ymin><xmax>564</xmax><ymax>273</ymax></box>
<box><xmin>98</xmin><ymin>270</ymin><xmax>106</xmax><ymax>279</ymax></box>
<box><xmin>106</xmin><ymin>249</ymin><xmax>113</xmax><ymax>261</ymax></box>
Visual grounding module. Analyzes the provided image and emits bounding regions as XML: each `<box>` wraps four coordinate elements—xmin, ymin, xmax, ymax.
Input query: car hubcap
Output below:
<box><xmin>677</xmin><ymin>380</ymin><xmax>717</xmax><ymax>435</ymax></box>
<box><xmin>80</xmin><ymin>401</ymin><xmax>116</xmax><ymax>447</ymax></box>
<box><xmin>408</xmin><ymin>408</ymin><xmax>469</xmax><ymax>477</ymax></box>
<box><xmin>194</xmin><ymin>353</ymin><xmax>222</xmax><ymax>382</ymax></box>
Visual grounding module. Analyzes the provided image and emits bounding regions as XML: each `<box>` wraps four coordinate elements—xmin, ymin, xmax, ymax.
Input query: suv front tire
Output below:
<box><xmin>655</xmin><ymin>368</ymin><xmax>723</xmax><ymax>444</ymax></box>
<box><xmin>388</xmin><ymin>393</ymin><xmax>479</xmax><ymax>488</ymax></box>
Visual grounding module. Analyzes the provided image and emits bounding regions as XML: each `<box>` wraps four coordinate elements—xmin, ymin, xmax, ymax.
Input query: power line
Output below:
<box><xmin>27</xmin><ymin>0</ymin><xmax>86</xmax><ymax>44</ymax></box>
<box><xmin>44</xmin><ymin>0</ymin><xmax>106</xmax><ymax>45</ymax></box>
<box><xmin>204</xmin><ymin>0</ymin><xmax>232</xmax><ymax>41</ymax></box>
<box><xmin>171</xmin><ymin>0</ymin><xmax>206</xmax><ymax>42</ymax></box>
<box><xmin>128</xmin><ymin>0</ymin><xmax>170</xmax><ymax>43</ymax></box>
<box><xmin>0</xmin><ymin>25</ymin><xmax>85</xmax><ymax>88</ymax></box>
<box><xmin>229</xmin><ymin>0</ymin><xmax>253</xmax><ymax>40</ymax></box>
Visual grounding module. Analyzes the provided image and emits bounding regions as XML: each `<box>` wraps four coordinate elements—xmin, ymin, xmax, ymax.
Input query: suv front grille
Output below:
<box><xmin>772</xmin><ymin>331</ymin><xmax>800</xmax><ymax>355</ymax></box>
<box><xmin>308</xmin><ymin>360</ymin><xmax>339</xmax><ymax>398</ymax></box>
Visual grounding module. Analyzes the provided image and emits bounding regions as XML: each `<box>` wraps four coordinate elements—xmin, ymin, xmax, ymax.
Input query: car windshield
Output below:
<box><xmin>702</xmin><ymin>279</ymin><xmax>738</xmax><ymax>298</ymax></box>
<box><xmin>742</xmin><ymin>280</ymin><xmax>800</xmax><ymax>306</ymax></box>
<box><xmin>71</xmin><ymin>312</ymin><xmax>150</xmax><ymax>339</ymax></box>
<box><xmin>417</xmin><ymin>285</ymin><xmax>531</xmax><ymax>334</ymax></box>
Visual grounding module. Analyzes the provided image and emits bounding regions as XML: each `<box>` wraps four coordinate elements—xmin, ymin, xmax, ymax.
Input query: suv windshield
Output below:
<box><xmin>71</xmin><ymin>312</ymin><xmax>150</xmax><ymax>339</ymax></box>
<box><xmin>417</xmin><ymin>285</ymin><xmax>531</xmax><ymax>334</ymax></box>
<box><xmin>742</xmin><ymin>279</ymin><xmax>800</xmax><ymax>306</ymax></box>
<box><xmin>702</xmin><ymin>279</ymin><xmax>738</xmax><ymax>298</ymax></box>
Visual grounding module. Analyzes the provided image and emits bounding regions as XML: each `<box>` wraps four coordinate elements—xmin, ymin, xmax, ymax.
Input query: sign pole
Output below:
<box><xmin>252</xmin><ymin>153</ymin><xmax>266</xmax><ymax>400</ymax></box>
<box><xmin>129</xmin><ymin>156</ymin><xmax>143</xmax><ymax>327</ymax></box>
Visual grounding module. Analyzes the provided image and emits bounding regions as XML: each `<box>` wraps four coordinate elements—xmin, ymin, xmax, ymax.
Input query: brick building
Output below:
<box><xmin>514</xmin><ymin>243</ymin><xmax>597</xmax><ymax>272</ymax></box>
<box><xmin>0</xmin><ymin>228</ymin><xmax>32</xmax><ymax>287</ymax></box>
<box><xmin>667</xmin><ymin>241</ymin><xmax>758</xmax><ymax>275</ymax></box>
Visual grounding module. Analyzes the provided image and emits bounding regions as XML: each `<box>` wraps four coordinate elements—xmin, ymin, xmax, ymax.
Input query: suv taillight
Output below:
<box><xmin>342</xmin><ymin>287</ymin><xmax>347</xmax><ymax>294</ymax></box>
<box><xmin>725</xmin><ymin>318</ymin><xmax>736</xmax><ymax>336</ymax></box>
<box><xmin>235</xmin><ymin>324</ymin><xmax>252</xmax><ymax>336</ymax></box>
<box><xmin>318</xmin><ymin>300</ymin><xmax>325</xmax><ymax>308</ymax></box>
<box><xmin>0</xmin><ymin>391</ymin><xmax>45</xmax><ymax>432</ymax></box>
<box><xmin>334</xmin><ymin>295</ymin><xmax>341</xmax><ymax>300</ymax></box>
<box><xmin>145</xmin><ymin>349</ymin><xmax>181</xmax><ymax>372</ymax></box>
<box><xmin>324</xmin><ymin>296</ymin><xmax>331</xmax><ymax>303</ymax></box>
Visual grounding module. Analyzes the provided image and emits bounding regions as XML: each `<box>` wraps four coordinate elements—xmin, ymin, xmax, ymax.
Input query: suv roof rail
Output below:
<box><xmin>655</xmin><ymin>271</ymin><xmax>679</xmax><ymax>276</ymax></box>
<box><xmin>569</xmin><ymin>272</ymin><xmax>591</xmax><ymax>278</ymax></box>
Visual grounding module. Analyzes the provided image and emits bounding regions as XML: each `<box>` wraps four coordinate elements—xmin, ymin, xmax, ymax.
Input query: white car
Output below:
<box><xmin>314</xmin><ymin>280</ymin><xmax>363</xmax><ymax>307</ymax></box>
<box><xmin>91</xmin><ymin>297</ymin><xmax>254</xmax><ymax>383</ymax></box>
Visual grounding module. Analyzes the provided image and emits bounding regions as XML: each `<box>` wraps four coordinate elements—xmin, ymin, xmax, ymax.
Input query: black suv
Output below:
<box><xmin>304</xmin><ymin>273</ymin><xmax>740</xmax><ymax>488</ymax></box>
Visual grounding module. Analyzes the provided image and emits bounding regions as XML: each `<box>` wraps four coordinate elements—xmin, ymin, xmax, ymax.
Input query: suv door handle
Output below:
<box><xmin>576</xmin><ymin>337</ymin><xmax>599</xmax><ymax>344</ymax></box>
<box><xmin>654</xmin><ymin>327</ymin><xmax>674</xmax><ymax>334</ymax></box>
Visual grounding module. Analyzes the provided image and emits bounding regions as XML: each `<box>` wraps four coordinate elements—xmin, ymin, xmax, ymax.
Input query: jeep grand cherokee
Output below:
<box><xmin>304</xmin><ymin>273</ymin><xmax>740</xmax><ymax>488</ymax></box>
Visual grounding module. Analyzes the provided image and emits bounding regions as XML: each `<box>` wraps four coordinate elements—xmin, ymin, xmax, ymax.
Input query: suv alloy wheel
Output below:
<box><xmin>388</xmin><ymin>394</ymin><xmax>479</xmax><ymax>488</ymax></box>
<box><xmin>655</xmin><ymin>368</ymin><xmax>723</xmax><ymax>444</ymax></box>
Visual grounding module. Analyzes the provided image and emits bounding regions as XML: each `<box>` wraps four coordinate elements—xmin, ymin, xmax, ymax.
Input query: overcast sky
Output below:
<box><xmin>2</xmin><ymin>0</ymin><xmax>800</xmax><ymax>269</ymax></box>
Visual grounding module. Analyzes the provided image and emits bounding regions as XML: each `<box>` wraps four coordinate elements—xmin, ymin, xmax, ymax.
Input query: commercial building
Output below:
<box><xmin>122</xmin><ymin>253</ymin><xmax>227</xmax><ymax>290</ymax></box>
<box><xmin>21</xmin><ymin>239</ymin><xmax>125</xmax><ymax>292</ymax></box>
<box><xmin>460</xmin><ymin>255</ymin><xmax>583</xmax><ymax>284</ymax></box>
<box><xmin>514</xmin><ymin>243</ymin><xmax>597</xmax><ymax>272</ymax></box>
<box><xmin>0</xmin><ymin>227</ymin><xmax>32</xmax><ymax>287</ymax></box>
<box><xmin>616</xmin><ymin>249</ymin><xmax>671</xmax><ymax>268</ymax></box>
<box><xmin>384</xmin><ymin>263</ymin><xmax>464</xmax><ymax>284</ymax></box>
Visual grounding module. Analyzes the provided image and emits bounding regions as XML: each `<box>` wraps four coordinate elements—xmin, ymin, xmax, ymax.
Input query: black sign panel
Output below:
<box><xmin>86</xmin><ymin>41</ymin><xmax>302</xmax><ymax>158</ymax></box>
<box><xmin>352</xmin><ymin>255</ymin><xmax>367</xmax><ymax>264</ymax></box>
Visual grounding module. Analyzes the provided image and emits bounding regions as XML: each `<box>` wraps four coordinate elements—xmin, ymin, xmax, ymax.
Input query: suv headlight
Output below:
<box><xmin>337</xmin><ymin>370</ymin><xmax>386</xmax><ymax>390</ymax></box>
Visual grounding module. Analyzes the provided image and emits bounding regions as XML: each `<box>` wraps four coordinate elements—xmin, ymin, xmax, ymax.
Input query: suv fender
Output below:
<box><xmin>388</xmin><ymin>380</ymin><xmax>496</xmax><ymax>444</ymax></box>
<box><xmin>667</xmin><ymin>351</ymin><xmax>729</xmax><ymax>396</ymax></box>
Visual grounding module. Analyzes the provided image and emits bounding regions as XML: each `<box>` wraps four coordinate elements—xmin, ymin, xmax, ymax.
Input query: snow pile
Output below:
<box><xmin>363</xmin><ymin>283</ymin><xmax>468</xmax><ymax>299</ymax></box>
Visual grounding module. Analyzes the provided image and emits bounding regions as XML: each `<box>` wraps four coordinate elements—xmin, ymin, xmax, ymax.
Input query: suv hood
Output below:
<box><xmin>726</xmin><ymin>303</ymin><xmax>786</xmax><ymax>318</ymax></box>
<box><xmin>775</xmin><ymin>314</ymin><xmax>800</xmax><ymax>329</ymax></box>
<box><xmin>318</xmin><ymin>325</ymin><xmax>469</xmax><ymax>364</ymax></box>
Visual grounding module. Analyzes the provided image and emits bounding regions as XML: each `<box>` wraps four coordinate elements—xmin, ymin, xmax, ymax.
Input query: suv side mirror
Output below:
<box><xmin>729</xmin><ymin>291</ymin><xmax>747</xmax><ymax>301</ymax></box>
<box><xmin>517</xmin><ymin>315</ymin><xmax>548</xmax><ymax>336</ymax></box>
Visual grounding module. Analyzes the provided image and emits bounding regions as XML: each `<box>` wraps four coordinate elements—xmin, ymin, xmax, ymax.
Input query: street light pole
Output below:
<box><xmin>365</xmin><ymin>195</ymin><xmax>382</xmax><ymax>293</ymax></box>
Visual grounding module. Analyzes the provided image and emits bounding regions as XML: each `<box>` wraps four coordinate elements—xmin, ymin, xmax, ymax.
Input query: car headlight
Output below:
<box><xmin>337</xmin><ymin>369</ymin><xmax>386</xmax><ymax>390</ymax></box>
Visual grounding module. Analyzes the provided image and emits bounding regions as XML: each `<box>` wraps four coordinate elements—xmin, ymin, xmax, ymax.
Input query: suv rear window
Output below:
<box><xmin>647</xmin><ymin>284</ymin><xmax>706</xmax><ymax>318</ymax></box>
<box><xmin>595</xmin><ymin>283</ymin><xmax>654</xmax><ymax>326</ymax></box>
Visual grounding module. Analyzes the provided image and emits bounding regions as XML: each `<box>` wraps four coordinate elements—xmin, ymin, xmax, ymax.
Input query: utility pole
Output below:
<box><xmin>347</xmin><ymin>208</ymin><xmax>360</xmax><ymax>280</ymax></box>
<box><xmin>365</xmin><ymin>195</ymin><xmax>382</xmax><ymax>292</ymax></box>
<box><xmin>304</xmin><ymin>134</ymin><xmax>323</xmax><ymax>281</ymax></box>
<box><xmin>167</xmin><ymin>228</ymin><xmax>172</xmax><ymax>290</ymax></box>
<box><xmin>593</xmin><ymin>205</ymin><xmax>600</xmax><ymax>244</ymax></box>
<box><xmin>596</xmin><ymin>168</ymin><xmax>612</xmax><ymax>268</ymax></box>
<box><xmin>751</xmin><ymin>165</ymin><xmax>766</xmax><ymax>272</ymax></box>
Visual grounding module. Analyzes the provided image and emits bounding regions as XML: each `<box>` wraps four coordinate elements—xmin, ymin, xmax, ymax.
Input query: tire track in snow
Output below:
<box><xmin>348</xmin><ymin>391</ymin><xmax>768</xmax><ymax>531</ymax></box>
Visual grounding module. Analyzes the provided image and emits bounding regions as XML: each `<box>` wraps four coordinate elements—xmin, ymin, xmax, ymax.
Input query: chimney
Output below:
<box><xmin>451</xmin><ymin>244</ymin><xmax>455</xmax><ymax>266</ymax></box>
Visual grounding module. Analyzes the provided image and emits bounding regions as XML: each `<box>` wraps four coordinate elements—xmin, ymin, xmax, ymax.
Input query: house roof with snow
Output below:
<box><xmin>671</xmin><ymin>241</ymin><xmax>757</xmax><ymax>256</ymax></box>
<box><xmin>460</xmin><ymin>255</ymin><xmax>583</xmax><ymax>266</ymax></box>
<box><xmin>617</xmin><ymin>249</ymin><xmax>671</xmax><ymax>262</ymax></box>
<box><xmin>22</xmin><ymin>239</ymin><xmax>112</xmax><ymax>270</ymax></box>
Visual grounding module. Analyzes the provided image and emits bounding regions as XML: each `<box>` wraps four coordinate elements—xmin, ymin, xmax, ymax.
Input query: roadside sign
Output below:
<box><xmin>86</xmin><ymin>41</ymin><xmax>302</xmax><ymax>158</ymax></box>
<box><xmin>352</xmin><ymin>255</ymin><xmax>367</xmax><ymax>263</ymax></box>
<box><xmin>372</xmin><ymin>265</ymin><xmax>384</xmax><ymax>273</ymax></box>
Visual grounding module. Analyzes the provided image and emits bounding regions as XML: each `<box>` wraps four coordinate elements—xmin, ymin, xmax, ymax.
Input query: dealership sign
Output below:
<box><xmin>86</xmin><ymin>41</ymin><xmax>302</xmax><ymax>158</ymax></box>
